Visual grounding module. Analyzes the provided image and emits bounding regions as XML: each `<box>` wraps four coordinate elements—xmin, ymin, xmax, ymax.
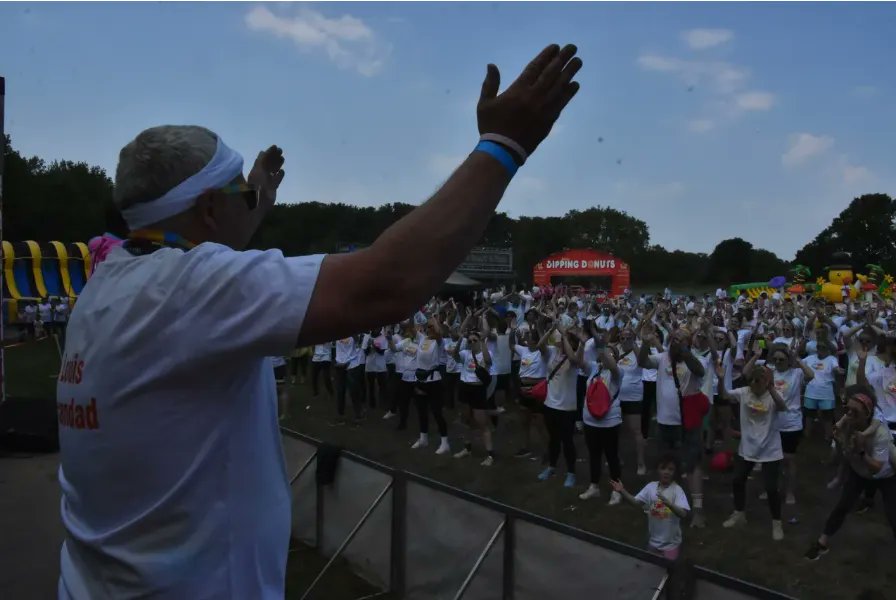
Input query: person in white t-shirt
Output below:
<box><xmin>452</xmin><ymin>327</ymin><xmax>497</xmax><ymax>466</ymax></box>
<box><xmin>806</xmin><ymin>386</ymin><xmax>896</xmax><ymax>560</ymax></box>
<box><xmin>56</xmin><ymin>62</ymin><xmax>585</xmax><ymax>598</ymax></box>
<box><xmin>310</xmin><ymin>342</ymin><xmax>334</xmax><ymax>399</ymax></box>
<box><xmin>802</xmin><ymin>341</ymin><xmax>844</xmax><ymax>441</ymax></box>
<box><xmin>364</xmin><ymin>329</ymin><xmax>388</xmax><ymax>410</ymax></box>
<box><xmin>410</xmin><ymin>318</ymin><xmax>451</xmax><ymax>455</ymax></box>
<box><xmin>716</xmin><ymin>363</ymin><xmax>789</xmax><ymax>540</ymax></box>
<box><xmin>610</xmin><ymin>454</ymin><xmax>690</xmax><ymax>561</ymax></box>
<box><xmin>638</xmin><ymin>325</ymin><xmax>708</xmax><ymax>527</ymax></box>
<box><xmin>538</xmin><ymin>325</ymin><xmax>585</xmax><ymax>488</ymax></box>
<box><xmin>614</xmin><ymin>328</ymin><xmax>647</xmax><ymax>474</ymax></box>
<box><xmin>579</xmin><ymin>343</ymin><xmax>624</xmax><ymax>503</ymax></box>
<box><xmin>511</xmin><ymin>324</ymin><xmax>551</xmax><ymax>458</ymax></box>
<box><xmin>762</xmin><ymin>345</ymin><xmax>814</xmax><ymax>506</ymax></box>
<box><xmin>334</xmin><ymin>334</ymin><xmax>366</xmax><ymax>424</ymax></box>
<box><xmin>389</xmin><ymin>321</ymin><xmax>420</xmax><ymax>432</ymax></box>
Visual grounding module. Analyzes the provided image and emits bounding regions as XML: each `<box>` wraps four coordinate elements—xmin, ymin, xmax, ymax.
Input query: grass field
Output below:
<box><xmin>4</xmin><ymin>339</ymin><xmax>892</xmax><ymax>600</ymax></box>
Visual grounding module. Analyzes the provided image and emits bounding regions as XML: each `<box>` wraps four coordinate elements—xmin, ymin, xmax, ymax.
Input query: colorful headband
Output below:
<box><xmin>850</xmin><ymin>393</ymin><xmax>874</xmax><ymax>414</ymax></box>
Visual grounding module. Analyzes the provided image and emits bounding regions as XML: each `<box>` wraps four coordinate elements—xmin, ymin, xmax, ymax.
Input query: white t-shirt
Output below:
<box><xmin>57</xmin><ymin>243</ymin><xmax>323</xmax><ymax>599</ymax></box>
<box><xmin>635</xmin><ymin>481</ymin><xmax>689</xmax><ymax>551</ymax></box>
<box><xmin>644</xmin><ymin>352</ymin><xmax>704</xmax><ymax>426</ymax></box>
<box><xmin>24</xmin><ymin>304</ymin><xmax>37</xmax><ymax>323</ymax></box>
<box><xmin>392</xmin><ymin>335</ymin><xmax>413</xmax><ymax>375</ymax></box>
<box><xmin>615</xmin><ymin>350</ymin><xmax>643</xmax><ymax>403</ymax></box>
<box><xmin>543</xmin><ymin>347</ymin><xmax>578</xmax><ymax>412</ymax></box>
<box><xmin>414</xmin><ymin>336</ymin><xmax>442</xmax><ymax>383</ymax></box>
<box><xmin>397</xmin><ymin>337</ymin><xmax>420</xmax><ymax>383</ymax></box>
<box><xmin>457</xmin><ymin>349</ymin><xmax>486</xmax><ymax>385</ymax></box>
<box><xmin>515</xmin><ymin>345</ymin><xmax>547</xmax><ymax>379</ymax></box>
<box><xmin>730</xmin><ymin>387</ymin><xmax>783</xmax><ymax>462</ymax></box>
<box><xmin>55</xmin><ymin>302</ymin><xmax>70</xmax><ymax>322</ymax></box>
<box><xmin>802</xmin><ymin>354</ymin><xmax>839</xmax><ymax>401</ymax></box>
<box><xmin>365</xmin><ymin>335</ymin><xmax>387</xmax><ymax>373</ymax></box>
<box><xmin>582</xmin><ymin>365</ymin><xmax>622</xmax><ymax>428</ymax></box>
<box><xmin>491</xmin><ymin>333</ymin><xmax>512</xmax><ymax>375</ymax></box>
<box><xmin>335</xmin><ymin>337</ymin><xmax>360</xmax><ymax>367</ymax></box>
<box><xmin>578</xmin><ymin>338</ymin><xmax>597</xmax><ymax>377</ymax></box>
<box><xmin>38</xmin><ymin>302</ymin><xmax>53</xmax><ymax>322</ymax></box>
<box><xmin>443</xmin><ymin>339</ymin><xmax>461</xmax><ymax>374</ymax></box>
<box><xmin>772</xmin><ymin>368</ymin><xmax>805</xmax><ymax>432</ymax></box>
<box><xmin>312</xmin><ymin>343</ymin><xmax>332</xmax><ymax>362</ymax></box>
<box><xmin>867</xmin><ymin>365</ymin><xmax>896</xmax><ymax>424</ymax></box>
<box><xmin>846</xmin><ymin>352</ymin><xmax>883</xmax><ymax>388</ymax></box>
<box><xmin>640</xmin><ymin>346</ymin><xmax>660</xmax><ymax>383</ymax></box>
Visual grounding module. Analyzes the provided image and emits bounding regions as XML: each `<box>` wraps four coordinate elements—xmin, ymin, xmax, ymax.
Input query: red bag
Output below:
<box><xmin>710</xmin><ymin>450</ymin><xmax>734</xmax><ymax>473</ymax></box>
<box><xmin>681</xmin><ymin>393</ymin><xmax>710</xmax><ymax>430</ymax></box>
<box><xmin>586</xmin><ymin>377</ymin><xmax>612</xmax><ymax>419</ymax></box>
<box><xmin>531</xmin><ymin>355</ymin><xmax>568</xmax><ymax>403</ymax></box>
<box><xmin>670</xmin><ymin>360</ymin><xmax>710</xmax><ymax>431</ymax></box>
<box><xmin>529</xmin><ymin>379</ymin><xmax>548</xmax><ymax>402</ymax></box>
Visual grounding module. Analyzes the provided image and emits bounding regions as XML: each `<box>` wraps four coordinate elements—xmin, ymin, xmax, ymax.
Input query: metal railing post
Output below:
<box><xmin>452</xmin><ymin>520</ymin><xmax>505</xmax><ymax>600</ymax></box>
<box><xmin>502</xmin><ymin>515</ymin><xmax>514</xmax><ymax>600</ymax></box>
<box><xmin>301</xmin><ymin>481</ymin><xmax>393</xmax><ymax>600</ymax></box>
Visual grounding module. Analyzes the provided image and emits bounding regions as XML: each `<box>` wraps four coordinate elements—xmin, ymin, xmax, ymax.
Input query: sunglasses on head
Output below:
<box><xmin>213</xmin><ymin>182</ymin><xmax>260</xmax><ymax>211</ymax></box>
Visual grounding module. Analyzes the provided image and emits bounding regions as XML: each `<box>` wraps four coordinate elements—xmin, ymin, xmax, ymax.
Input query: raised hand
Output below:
<box><xmin>248</xmin><ymin>145</ymin><xmax>286</xmax><ymax>208</ymax></box>
<box><xmin>477</xmin><ymin>44</ymin><xmax>583</xmax><ymax>158</ymax></box>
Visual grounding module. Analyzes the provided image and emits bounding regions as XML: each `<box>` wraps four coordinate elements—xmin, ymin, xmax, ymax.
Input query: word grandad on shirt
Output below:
<box><xmin>57</xmin><ymin>352</ymin><xmax>100</xmax><ymax>430</ymax></box>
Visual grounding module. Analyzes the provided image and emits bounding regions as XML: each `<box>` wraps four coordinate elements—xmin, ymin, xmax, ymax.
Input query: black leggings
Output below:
<box><xmin>366</xmin><ymin>371</ymin><xmax>387</xmax><ymax>409</ymax></box>
<box><xmin>290</xmin><ymin>354</ymin><xmax>309</xmax><ymax>381</ymax></box>
<box><xmin>397</xmin><ymin>379</ymin><xmax>415</xmax><ymax>429</ymax></box>
<box><xmin>386</xmin><ymin>364</ymin><xmax>399</xmax><ymax>412</ymax></box>
<box><xmin>824</xmin><ymin>466</ymin><xmax>896</xmax><ymax>538</ymax></box>
<box><xmin>641</xmin><ymin>381</ymin><xmax>656</xmax><ymax>439</ymax></box>
<box><xmin>733</xmin><ymin>456</ymin><xmax>782</xmax><ymax>519</ymax></box>
<box><xmin>542</xmin><ymin>406</ymin><xmax>577</xmax><ymax>474</ymax></box>
<box><xmin>576</xmin><ymin>375</ymin><xmax>588</xmax><ymax>418</ymax></box>
<box><xmin>442</xmin><ymin>372</ymin><xmax>459</xmax><ymax>410</ymax></box>
<box><xmin>334</xmin><ymin>365</ymin><xmax>365</xmax><ymax>417</ymax></box>
<box><xmin>415</xmin><ymin>380</ymin><xmax>447</xmax><ymax>436</ymax></box>
<box><xmin>311</xmin><ymin>361</ymin><xmax>333</xmax><ymax>396</ymax></box>
<box><xmin>584</xmin><ymin>424</ymin><xmax>621</xmax><ymax>484</ymax></box>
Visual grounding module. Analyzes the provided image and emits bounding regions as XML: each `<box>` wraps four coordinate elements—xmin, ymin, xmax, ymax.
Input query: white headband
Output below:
<box><xmin>121</xmin><ymin>136</ymin><xmax>244</xmax><ymax>230</ymax></box>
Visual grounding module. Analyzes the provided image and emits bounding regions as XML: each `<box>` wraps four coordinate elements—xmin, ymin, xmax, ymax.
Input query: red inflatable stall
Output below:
<box><xmin>532</xmin><ymin>249</ymin><xmax>631</xmax><ymax>297</ymax></box>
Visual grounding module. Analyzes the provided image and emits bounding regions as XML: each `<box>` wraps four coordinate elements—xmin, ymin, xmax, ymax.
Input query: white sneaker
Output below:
<box><xmin>411</xmin><ymin>437</ymin><xmax>428</xmax><ymax>450</ymax></box>
<box><xmin>435</xmin><ymin>442</ymin><xmax>451</xmax><ymax>455</ymax></box>
<box><xmin>481</xmin><ymin>456</ymin><xmax>494</xmax><ymax>467</ymax></box>
<box><xmin>496</xmin><ymin>406</ymin><xmax>507</xmax><ymax>414</ymax></box>
<box><xmin>723</xmin><ymin>511</ymin><xmax>747</xmax><ymax>528</ymax></box>
<box><xmin>575</xmin><ymin>421</ymin><xmax>584</xmax><ymax>432</ymax></box>
<box><xmin>579</xmin><ymin>484</ymin><xmax>600</xmax><ymax>500</ymax></box>
<box><xmin>454</xmin><ymin>448</ymin><xmax>472</xmax><ymax>459</ymax></box>
<box><xmin>382</xmin><ymin>411</ymin><xmax>396</xmax><ymax>420</ymax></box>
<box><xmin>785</xmin><ymin>493</ymin><xmax>796</xmax><ymax>505</ymax></box>
<box><xmin>636</xmin><ymin>464</ymin><xmax>647</xmax><ymax>476</ymax></box>
<box><xmin>772</xmin><ymin>520</ymin><xmax>784</xmax><ymax>541</ymax></box>
<box><xmin>608</xmin><ymin>491</ymin><xmax>622</xmax><ymax>506</ymax></box>
<box><xmin>759</xmin><ymin>491</ymin><xmax>768</xmax><ymax>500</ymax></box>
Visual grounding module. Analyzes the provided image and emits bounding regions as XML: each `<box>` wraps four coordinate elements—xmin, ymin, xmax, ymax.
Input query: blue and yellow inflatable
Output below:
<box><xmin>1</xmin><ymin>240</ymin><xmax>90</xmax><ymax>323</ymax></box>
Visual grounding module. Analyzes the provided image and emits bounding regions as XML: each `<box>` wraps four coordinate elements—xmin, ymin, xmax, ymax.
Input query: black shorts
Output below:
<box><xmin>780</xmin><ymin>430</ymin><xmax>802</xmax><ymax>454</ymax></box>
<box><xmin>511</xmin><ymin>360</ymin><xmax>521</xmax><ymax>377</ymax></box>
<box><xmin>621</xmin><ymin>401</ymin><xmax>643</xmax><ymax>416</ymax></box>
<box><xmin>495</xmin><ymin>373</ymin><xmax>511</xmax><ymax>391</ymax></box>
<box><xmin>274</xmin><ymin>365</ymin><xmax>287</xmax><ymax>383</ymax></box>
<box><xmin>459</xmin><ymin>382</ymin><xmax>493</xmax><ymax>410</ymax></box>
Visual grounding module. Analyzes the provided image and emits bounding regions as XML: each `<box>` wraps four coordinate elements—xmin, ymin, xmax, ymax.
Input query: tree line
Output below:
<box><xmin>3</xmin><ymin>136</ymin><xmax>893</xmax><ymax>286</ymax></box>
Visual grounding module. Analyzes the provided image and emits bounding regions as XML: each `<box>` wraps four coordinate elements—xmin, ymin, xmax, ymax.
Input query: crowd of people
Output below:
<box><xmin>15</xmin><ymin>296</ymin><xmax>70</xmax><ymax>344</ymax></box>
<box><xmin>282</xmin><ymin>284</ymin><xmax>896</xmax><ymax>562</ymax></box>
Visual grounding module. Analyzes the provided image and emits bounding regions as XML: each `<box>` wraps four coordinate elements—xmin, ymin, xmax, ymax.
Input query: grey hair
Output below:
<box><xmin>113</xmin><ymin>125</ymin><xmax>218</xmax><ymax>211</ymax></box>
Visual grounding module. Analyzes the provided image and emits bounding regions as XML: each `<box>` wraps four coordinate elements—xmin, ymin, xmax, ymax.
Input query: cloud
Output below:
<box><xmin>687</xmin><ymin>118</ymin><xmax>715</xmax><ymax>133</ymax></box>
<box><xmin>245</xmin><ymin>6</ymin><xmax>390</xmax><ymax>76</ymax></box>
<box><xmin>428</xmin><ymin>154</ymin><xmax>466</xmax><ymax>178</ymax></box>
<box><xmin>637</xmin><ymin>55</ymin><xmax>748</xmax><ymax>94</ymax></box>
<box><xmin>842</xmin><ymin>162</ymin><xmax>872</xmax><ymax>184</ymax></box>
<box><xmin>781</xmin><ymin>133</ymin><xmax>834</xmax><ymax>167</ymax></box>
<box><xmin>681</xmin><ymin>28</ymin><xmax>733</xmax><ymax>50</ymax></box>
<box><xmin>852</xmin><ymin>85</ymin><xmax>878</xmax><ymax>98</ymax></box>
<box><xmin>734</xmin><ymin>91</ymin><xmax>774</xmax><ymax>111</ymax></box>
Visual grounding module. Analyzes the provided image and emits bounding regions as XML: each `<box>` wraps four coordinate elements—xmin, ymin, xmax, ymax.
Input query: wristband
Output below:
<box><xmin>474</xmin><ymin>141</ymin><xmax>519</xmax><ymax>177</ymax></box>
<box><xmin>479</xmin><ymin>133</ymin><xmax>528</xmax><ymax>164</ymax></box>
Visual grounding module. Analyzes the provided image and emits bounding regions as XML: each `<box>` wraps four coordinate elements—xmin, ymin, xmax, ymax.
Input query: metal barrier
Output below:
<box><xmin>281</xmin><ymin>428</ymin><xmax>794</xmax><ymax>600</ymax></box>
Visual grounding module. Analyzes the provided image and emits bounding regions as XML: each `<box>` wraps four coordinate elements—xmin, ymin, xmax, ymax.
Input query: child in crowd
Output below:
<box><xmin>610</xmin><ymin>454</ymin><xmax>690</xmax><ymax>560</ymax></box>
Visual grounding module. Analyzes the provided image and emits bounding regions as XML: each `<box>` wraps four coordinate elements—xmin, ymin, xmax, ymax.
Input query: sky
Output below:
<box><xmin>1</xmin><ymin>1</ymin><xmax>894</xmax><ymax>260</ymax></box>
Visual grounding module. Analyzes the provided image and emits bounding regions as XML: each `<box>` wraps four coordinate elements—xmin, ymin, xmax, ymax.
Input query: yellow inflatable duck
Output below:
<box><xmin>816</xmin><ymin>252</ymin><xmax>858</xmax><ymax>303</ymax></box>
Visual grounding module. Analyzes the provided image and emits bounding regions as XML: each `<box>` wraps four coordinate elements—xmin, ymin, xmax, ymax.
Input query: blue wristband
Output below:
<box><xmin>473</xmin><ymin>140</ymin><xmax>519</xmax><ymax>177</ymax></box>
